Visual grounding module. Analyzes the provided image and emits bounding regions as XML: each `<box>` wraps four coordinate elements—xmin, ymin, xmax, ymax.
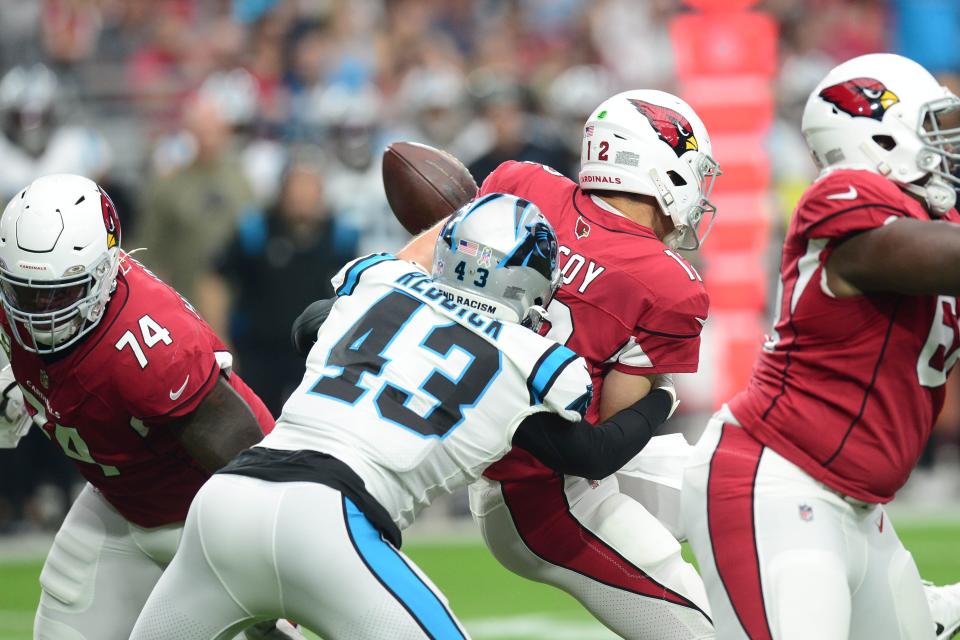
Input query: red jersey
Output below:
<box><xmin>2</xmin><ymin>256</ymin><xmax>274</xmax><ymax>527</ymax></box>
<box><xmin>729</xmin><ymin>169</ymin><xmax>960</xmax><ymax>503</ymax></box>
<box><xmin>480</xmin><ymin>161</ymin><xmax>709</xmax><ymax>481</ymax></box>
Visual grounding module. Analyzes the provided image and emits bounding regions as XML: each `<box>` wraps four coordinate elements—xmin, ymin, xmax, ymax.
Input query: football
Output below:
<box><xmin>382</xmin><ymin>141</ymin><xmax>478</xmax><ymax>235</ymax></box>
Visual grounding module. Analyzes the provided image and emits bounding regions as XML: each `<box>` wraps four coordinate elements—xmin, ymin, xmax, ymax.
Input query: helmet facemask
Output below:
<box><xmin>0</xmin><ymin>253</ymin><xmax>117</xmax><ymax>354</ymax></box>
<box><xmin>659</xmin><ymin>152</ymin><xmax>721</xmax><ymax>251</ymax></box>
<box><xmin>914</xmin><ymin>95</ymin><xmax>960</xmax><ymax>214</ymax></box>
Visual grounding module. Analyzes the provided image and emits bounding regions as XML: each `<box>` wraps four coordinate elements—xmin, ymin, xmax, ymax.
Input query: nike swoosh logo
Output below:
<box><xmin>826</xmin><ymin>186</ymin><xmax>858</xmax><ymax>200</ymax></box>
<box><xmin>695</xmin><ymin>317</ymin><xmax>707</xmax><ymax>326</ymax></box>
<box><xmin>169</xmin><ymin>376</ymin><xmax>190</xmax><ymax>401</ymax></box>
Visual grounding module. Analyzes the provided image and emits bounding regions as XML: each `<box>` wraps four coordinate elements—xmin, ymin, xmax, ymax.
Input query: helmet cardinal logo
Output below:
<box><xmin>819</xmin><ymin>78</ymin><xmax>899</xmax><ymax>121</ymax></box>
<box><xmin>628</xmin><ymin>99</ymin><xmax>698</xmax><ymax>158</ymax></box>
<box><xmin>99</xmin><ymin>189</ymin><xmax>120</xmax><ymax>250</ymax></box>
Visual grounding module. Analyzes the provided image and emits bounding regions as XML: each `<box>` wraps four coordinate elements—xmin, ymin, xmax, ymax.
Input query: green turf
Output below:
<box><xmin>1</xmin><ymin>522</ymin><xmax>959</xmax><ymax>639</ymax></box>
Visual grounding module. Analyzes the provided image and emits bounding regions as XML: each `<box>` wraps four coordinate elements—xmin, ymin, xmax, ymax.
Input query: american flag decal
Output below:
<box><xmin>458</xmin><ymin>239</ymin><xmax>479</xmax><ymax>256</ymax></box>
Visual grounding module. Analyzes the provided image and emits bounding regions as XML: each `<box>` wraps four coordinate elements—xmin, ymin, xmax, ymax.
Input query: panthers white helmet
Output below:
<box><xmin>579</xmin><ymin>89</ymin><xmax>720</xmax><ymax>251</ymax></box>
<box><xmin>0</xmin><ymin>174</ymin><xmax>122</xmax><ymax>353</ymax></box>
<box><xmin>802</xmin><ymin>53</ymin><xmax>960</xmax><ymax>215</ymax></box>
<box><xmin>433</xmin><ymin>193</ymin><xmax>560</xmax><ymax>328</ymax></box>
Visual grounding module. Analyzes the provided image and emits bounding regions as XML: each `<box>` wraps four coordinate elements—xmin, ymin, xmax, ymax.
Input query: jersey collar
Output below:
<box><xmin>573</xmin><ymin>188</ymin><xmax>659</xmax><ymax>240</ymax></box>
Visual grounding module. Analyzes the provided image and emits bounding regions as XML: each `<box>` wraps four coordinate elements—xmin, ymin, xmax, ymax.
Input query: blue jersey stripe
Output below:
<box><xmin>527</xmin><ymin>344</ymin><xmax>579</xmax><ymax>405</ymax></box>
<box><xmin>337</xmin><ymin>254</ymin><xmax>395</xmax><ymax>296</ymax></box>
<box><xmin>344</xmin><ymin>498</ymin><xmax>466</xmax><ymax>639</ymax></box>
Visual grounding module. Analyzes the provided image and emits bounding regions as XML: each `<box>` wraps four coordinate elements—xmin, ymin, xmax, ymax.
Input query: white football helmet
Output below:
<box><xmin>802</xmin><ymin>53</ymin><xmax>960</xmax><ymax>215</ymax></box>
<box><xmin>0</xmin><ymin>174</ymin><xmax>122</xmax><ymax>353</ymax></box>
<box><xmin>579</xmin><ymin>89</ymin><xmax>720</xmax><ymax>251</ymax></box>
<box><xmin>433</xmin><ymin>193</ymin><xmax>560</xmax><ymax>328</ymax></box>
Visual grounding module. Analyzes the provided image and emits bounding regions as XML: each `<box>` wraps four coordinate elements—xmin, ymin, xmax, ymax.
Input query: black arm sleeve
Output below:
<box><xmin>291</xmin><ymin>297</ymin><xmax>337</xmax><ymax>356</ymax></box>
<box><xmin>511</xmin><ymin>389</ymin><xmax>672</xmax><ymax>480</ymax></box>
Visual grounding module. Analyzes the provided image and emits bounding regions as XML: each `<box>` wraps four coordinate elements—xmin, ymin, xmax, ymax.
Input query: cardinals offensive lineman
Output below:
<box><xmin>0</xmin><ymin>175</ymin><xmax>293</xmax><ymax>640</ymax></box>
<box><xmin>385</xmin><ymin>90</ymin><xmax>718</xmax><ymax>638</ymax></box>
<box><xmin>682</xmin><ymin>54</ymin><xmax>960</xmax><ymax>639</ymax></box>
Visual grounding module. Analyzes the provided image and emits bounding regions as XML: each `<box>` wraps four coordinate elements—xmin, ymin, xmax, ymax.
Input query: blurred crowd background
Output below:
<box><xmin>0</xmin><ymin>0</ymin><xmax>958</xmax><ymax>533</ymax></box>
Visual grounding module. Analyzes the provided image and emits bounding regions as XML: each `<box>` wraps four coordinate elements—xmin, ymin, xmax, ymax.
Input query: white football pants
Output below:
<box><xmin>130</xmin><ymin>474</ymin><xmax>470</xmax><ymax>640</ymax></box>
<box><xmin>682</xmin><ymin>411</ymin><xmax>934</xmax><ymax>640</ymax></box>
<box><xmin>33</xmin><ymin>483</ymin><xmax>182</xmax><ymax>640</ymax></box>
<box><xmin>469</xmin><ymin>471</ymin><xmax>714</xmax><ymax>639</ymax></box>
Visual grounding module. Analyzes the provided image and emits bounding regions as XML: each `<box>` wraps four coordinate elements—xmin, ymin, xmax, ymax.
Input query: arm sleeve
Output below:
<box><xmin>291</xmin><ymin>297</ymin><xmax>336</xmax><ymax>356</ymax></box>
<box><xmin>511</xmin><ymin>388</ymin><xmax>672</xmax><ymax>479</ymax></box>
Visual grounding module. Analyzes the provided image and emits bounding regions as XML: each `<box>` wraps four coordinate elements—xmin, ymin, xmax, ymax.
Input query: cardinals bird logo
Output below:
<box><xmin>575</xmin><ymin>216</ymin><xmax>591</xmax><ymax>240</ymax></box>
<box><xmin>99</xmin><ymin>188</ymin><xmax>120</xmax><ymax>250</ymax></box>
<box><xmin>628</xmin><ymin>99</ymin><xmax>699</xmax><ymax>158</ymax></box>
<box><xmin>819</xmin><ymin>77</ymin><xmax>899</xmax><ymax>121</ymax></box>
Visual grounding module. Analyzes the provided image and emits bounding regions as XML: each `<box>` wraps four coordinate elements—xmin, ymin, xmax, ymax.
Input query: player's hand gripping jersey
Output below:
<box><xmin>259</xmin><ymin>254</ymin><xmax>593</xmax><ymax>529</ymax></box>
<box><xmin>478</xmin><ymin>160</ymin><xmax>708</xmax><ymax>480</ymax></box>
<box><xmin>0</xmin><ymin>255</ymin><xmax>273</xmax><ymax>527</ymax></box>
<box><xmin>729</xmin><ymin>169</ymin><xmax>960</xmax><ymax>502</ymax></box>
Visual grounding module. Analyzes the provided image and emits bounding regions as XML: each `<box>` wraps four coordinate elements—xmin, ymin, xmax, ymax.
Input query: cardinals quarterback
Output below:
<box><xmin>386</xmin><ymin>90</ymin><xmax>718</xmax><ymax>639</ymax></box>
<box><xmin>0</xmin><ymin>175</ymin><xmax>296</xmax><ymax>640</ymax></box>
<box><xmin>682</xmin><ymin>53</ymin><xmax>960</xmax><ymax>639</ymax></box>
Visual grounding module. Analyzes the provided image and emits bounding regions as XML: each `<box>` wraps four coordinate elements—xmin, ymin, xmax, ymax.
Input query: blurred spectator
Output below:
<box><xmin>197</xmin><ymin>161</ymin><xmax>357</xmax><ymax>414</ymax></box>
<box><xmin>544</xmin><ymin>64</ymin><xmax>615</xmax><ymax>178</ymax></box>
<box><xmin>0</xmin><ymin>64</ymin><xmax>111</xmax><ymax>200</ymax></box>
<box><xmin>137</xmin><ymin>95</ymin><xmax>255</xmax><ymax>303</ymax></box>
<box><xmin>467</xmin><ymin>80</ymin><xmax>567</xmax><ymax>184</ymax></box>
<box><xmin>312</xmin><ymin>83</ymin><xmax>409</xmax><ymax>255</ymax></box>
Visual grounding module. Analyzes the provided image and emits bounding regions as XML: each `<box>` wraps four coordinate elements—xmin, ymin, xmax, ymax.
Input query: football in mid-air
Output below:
<box><xmin>382</xmin><ymin>141</ymin><xmax>478</xmax><ymax>235</ymax></box>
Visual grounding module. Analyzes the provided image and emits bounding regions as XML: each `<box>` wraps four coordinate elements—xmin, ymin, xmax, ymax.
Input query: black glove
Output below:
<box><xmin>291</xmin><ymin>297</ymin><xmax>337</xmax><ymax>356</ymax></box>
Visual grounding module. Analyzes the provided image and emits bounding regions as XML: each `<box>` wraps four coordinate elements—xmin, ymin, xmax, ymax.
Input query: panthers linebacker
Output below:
<box><xmin>130</xmin><ymin>194</ymin><xmax>679</xmax><ymax>640</ymax></box>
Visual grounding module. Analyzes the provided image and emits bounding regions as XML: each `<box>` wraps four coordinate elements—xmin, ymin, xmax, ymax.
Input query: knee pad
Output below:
<box><xmin>38</xmin><ymin>516</ymin><xmax>105</xmax><ymax>609</ymax></box>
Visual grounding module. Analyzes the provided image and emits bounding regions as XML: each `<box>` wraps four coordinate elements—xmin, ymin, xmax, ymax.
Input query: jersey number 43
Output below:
<box><xmin>310</xmin><ymin>291</ymin><xmax>501</xmax><ymax>438</ymax></box>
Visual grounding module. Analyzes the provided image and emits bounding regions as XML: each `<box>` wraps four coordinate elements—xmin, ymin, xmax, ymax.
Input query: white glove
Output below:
<box><xmin>0</xmin><ymin>365</ymin><xmax>32</xmax><ymax>448</ymax></box>
<box><xmin>651</xmin><ymin>373</ymin><xmax>680</xmax><ymax>420</ymax></box>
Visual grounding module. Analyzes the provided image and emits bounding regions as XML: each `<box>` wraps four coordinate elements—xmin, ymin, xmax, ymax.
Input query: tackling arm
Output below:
<box><xmin>827</xmin><ymin>218</ymin><xmax>960</xmax><ymax>297</ymax></box>
<box><xmin>168</xmin><ymin>376</ymin><xmax>264</xmax><ymax>472</ymax></box>
<box><xmin>512</xmin><ymin>387</ymin><xmax>674</xmax><ymax>480</ymax></box>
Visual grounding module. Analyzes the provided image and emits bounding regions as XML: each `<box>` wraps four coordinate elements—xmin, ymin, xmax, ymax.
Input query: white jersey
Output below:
<box><xmin>260</xmin><ymin>254</ymin><xmax>592</xmax><ymax>529</ymax></box>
